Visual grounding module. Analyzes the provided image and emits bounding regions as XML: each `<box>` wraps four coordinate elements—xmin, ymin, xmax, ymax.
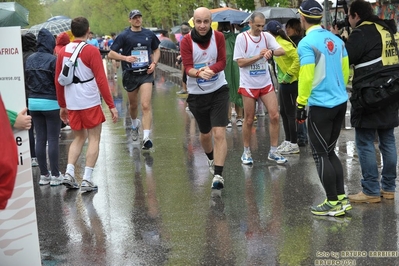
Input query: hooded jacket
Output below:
<box><xmin>25</xmin><ymin>28</ymin><xmax>57</xmax><ymax>101</ymax></box>
<box><xmin>22</xmin><ymin>33</ymin><xmax>37</xmax><ymax>99</ymax></box>
<box><xmin>54</xmin><ymin>32</ymin><xmax>70</xmax><ymax>56</ymax></box>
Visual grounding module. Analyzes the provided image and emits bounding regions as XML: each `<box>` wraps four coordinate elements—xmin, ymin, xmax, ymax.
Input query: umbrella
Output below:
<box><xmin>0</xmin><ymin>2</ymin><xmax>29</xmax><ymax>27</ymax></box>
<box><xmin>27</xmin><ymin>18</ymin><xmax>72</xmax><ymax>36</ymax></box>
<box><xmin>243</xmin><ymin>7</ymin><xmax>300</xmax><ymax>24</ymax></box>
<box><xmin>171</xmin><ymin>25</ymin><xmax>181</xmax><ymax>34</ymax></box>
<box><xmin>211</xmin><ymin>8</ymin><xmax>249</xmax><ymax>23</ymax></box>
<box><xmin>159</xmin><ymin>39</ymin><xmax>178</xmax><ymax>50</ymax></box>
<box><xmin>47</xmin><ymin>15</ymin><xmax>70</xmax><ymax>21</ymax></box>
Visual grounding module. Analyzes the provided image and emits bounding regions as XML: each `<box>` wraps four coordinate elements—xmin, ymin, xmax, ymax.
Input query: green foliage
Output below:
<box><xmin>22</xmin><ymin>0</ymin><xmax>296</xmax><ymax>34</ymax></box>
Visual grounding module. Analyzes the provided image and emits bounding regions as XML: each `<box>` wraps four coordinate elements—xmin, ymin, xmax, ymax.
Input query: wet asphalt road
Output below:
<box><xmin>33</xmin><ymin>64</ymin><xmax>399</xmax><ymax>266</ymax></box>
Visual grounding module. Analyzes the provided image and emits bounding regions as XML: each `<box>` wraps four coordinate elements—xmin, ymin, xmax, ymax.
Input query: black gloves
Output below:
<box><xmin>296</xmin><ymin>104</ymin><xmax>307</xmax><ymax>124</ymax></box>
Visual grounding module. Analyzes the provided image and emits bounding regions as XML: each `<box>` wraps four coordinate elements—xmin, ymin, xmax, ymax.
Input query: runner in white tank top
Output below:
<box><xmin>233</xmin><ymin>12</ymin><xmax>288</xmax><ymax>165</ymax></box>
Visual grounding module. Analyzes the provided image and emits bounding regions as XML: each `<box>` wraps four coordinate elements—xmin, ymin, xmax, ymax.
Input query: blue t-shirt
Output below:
<box><xmin>297</xmin><ymin>25</ymin><xmax>348</xmax><ymax>108</ymax></box>
<box><xmin>110</xmin><ymin>28</ymin><xmax>160</xmax><ymax>71</ymax></box>
<box><xmin>86</xmin><ymin>38</ymin><xmax>99</xmax><ymax>48</ymax></box>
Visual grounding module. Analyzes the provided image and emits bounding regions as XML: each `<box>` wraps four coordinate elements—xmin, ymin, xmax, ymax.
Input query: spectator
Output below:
<box><xmin>285</xmin><ymin>18</ymin><xmax>308</xmax><ymax>147</ymax></box>
<box><xmin>265</xmin><ymin>20</ymin><xmax>300</xmax><ymax>155</ymax></box>
<box><xmin>21</xmin><ymin>32</ymin><xmax>38</xmax><ymax>167</ymax></box>
<box><xmin>337</xmin><ymin>0</ymin><xmax>399</xmax><ymax>203</ymax></box>
<box><xmin>25</xmin><ymin>28</ymin><xmax>63</xmax><ymax>186</ymax></box>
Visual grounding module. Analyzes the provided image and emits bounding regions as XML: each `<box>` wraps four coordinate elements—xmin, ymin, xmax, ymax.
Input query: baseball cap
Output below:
<box><xmin>298</xmin><ymin>0</ymin><xmax>323</xmax><ymax>18</ymax></box>
<box><xmin>129</xmin><ymin>10</ymin><xmax>142</xmax><ymax>19</ymax></box>
<box><xmin>264</xmin><ymin>20</ymin><xmax>282</xmax><ymax>35</ymax></box>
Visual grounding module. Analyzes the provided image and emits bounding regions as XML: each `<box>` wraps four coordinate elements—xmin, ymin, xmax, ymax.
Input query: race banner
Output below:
<box><xmin>0</xmin><ymin>26</ymin><xmax>41</xmax><ymax>265</ymax></box>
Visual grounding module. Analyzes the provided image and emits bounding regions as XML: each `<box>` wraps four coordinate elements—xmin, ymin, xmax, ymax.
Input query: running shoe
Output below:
<box><xmin>277</xmin><ymin>141</ymin><xmax>290</xmax><ymax>152</ymax></box>
<box><xmin>62</xmin><ymin>173</ymin><xmax>79</xmax><ymax>189</ymax></box>
<box><xmin>236</xmin><ymin>119</ymin><xmax>243</xmax><ymax>127</ymax></box>
<box><xmin>50</xmin><ymin>173</ymin><xmax>64</xmax><ymax>186</ymax></box>
<box><xmin>340</xmin><ymin>196</ymin><xmax>352</xmax><ymax>211</ymax></box>
<box><xmin>81</xmin><ymin>180</ymin><xmax>98</xmax><ymax>192</ymax></box>
<box><xmin>268</xmin><ymin>151</ymin><xmax>287</xmax><ymax>164</ymax></box>
<box><xmin>311</xmin><ymin>199</ymin><xmax>345</xmax><ymax>216</ymax></box>
<box><xmin>39</xmin><ymin>174</ymin><xmax>51</xmax><ymax>185</ymax></box>
<box><xmin>142</xmin><ymin>137</ymin><xmax>153</xmax><ymax>150</ymax></box>
<box><xmin>131</xmin><ymin>120</ymin><xmax>141</xmax><ymax>141</ymax></box>
<box><xmin>241</xmin><ymin>150</ymin><xmax>253</xmax><ymax>165</ymax></box>
<box><xmin>211</xmin><ymin>175</ymin><xmax>224</xmax><ymax>190</ymax></box>
<box><xmin>280</xmin><ymin>143</ymin><xmax>300</xmax><ymax>155</ymax></box>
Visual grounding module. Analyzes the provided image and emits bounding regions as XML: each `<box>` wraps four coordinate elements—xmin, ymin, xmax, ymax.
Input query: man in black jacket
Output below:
<box><xmin>333</xmin><ymin>0</ymin><xmax>399</xmax><ymax>203</ymax></box>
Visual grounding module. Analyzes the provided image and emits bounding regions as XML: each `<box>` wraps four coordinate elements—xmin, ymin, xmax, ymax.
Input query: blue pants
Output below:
<box><xmin>355</xmin><ymin>127</ymin><xmax>397</xmax><ymax>196</ymax></box>
<box><xmin>30</xmin><ymin>110</ymin><xmax>61</xmax><ymax>176</ymax></box>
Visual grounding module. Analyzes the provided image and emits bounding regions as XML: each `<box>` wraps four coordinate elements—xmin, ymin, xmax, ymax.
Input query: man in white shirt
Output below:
<box><xmin>233</xmin><ymin>11</ymin><xmax>287</xmax><ymax>165</ymax></box>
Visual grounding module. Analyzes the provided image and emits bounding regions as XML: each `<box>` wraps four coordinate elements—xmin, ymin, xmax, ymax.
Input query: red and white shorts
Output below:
<box><xmin>238</xmin><ymin>84</ymin><xmax>274</xmax><ymax>99</ymax></box>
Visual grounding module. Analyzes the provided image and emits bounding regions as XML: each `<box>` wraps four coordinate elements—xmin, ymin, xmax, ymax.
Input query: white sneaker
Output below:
<box><xmin>236</xmin><ymin>119</ymin><xmax>243</xmax><ymax>127</ymax></box>
<box><xmin>62</xmin><ymin>173</ymin><xmax>79</xmax><ymax>189</ymax></box>
<box><xmin>211</xmin><ymin>175</ymin><xmax>224</xmax><ymax>190</ymax></box>
<box><xmin>268</xmin><ymin>151</ymin><xmax>288</xmax><ymax>164</ymax></box>
<box><xmin>226</xmin><ymin>121</ymin><xmax>232</xmax><ymax>128</ymax></box>
<box><xmin>280</xmin><ymin>143</ymin><xmax>300</xmax><ymax>155</ymax></box>
<box><xmin>277</xmin><ymin>141</ymin><xmax>290</xmax><ymax>152</ymax></box>
<box><xmin>81</xmin><ymin>180</ymin><xmax>98</xmax><ymax>192</ymax></box>
<box><xmin>39</xmin><ymin>174</ymin><xmax>51</xmax><ymax>185</ymax></box>
<box><xmin>142</xmin><ymin>137</ymin><xmax>153</xmax><ymax>150</ymax></box>
<box><xmin>241</xmin><ymin>150</ymin><xmax>253</xmax><ymax>165</ymax></box>
<box><xmin>50</xmin><ymin>173</ymin><xmax>64</xmax><ymax>186</ymax></box>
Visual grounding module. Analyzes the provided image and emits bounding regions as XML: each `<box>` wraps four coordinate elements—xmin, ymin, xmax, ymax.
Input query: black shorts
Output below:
<box><xmin>187</xmin><ymin>85</ymin><xmax>229</xmax><ymax>133</ymax></box>
<box><xmin>122</xmin><ymin>70</ymin><xmax>154</xmax><ymax>92</ymax></box>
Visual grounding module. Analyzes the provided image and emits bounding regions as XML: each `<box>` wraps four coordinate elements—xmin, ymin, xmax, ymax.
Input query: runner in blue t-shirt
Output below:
<box><xmin>296</xmin><ymin>0</ymin><xmax>350</xmax><ymax>217</ymax></box>
<box><xmin>108</xmin><ymin>9</ymin><xmax>160</xmax><ymax>150</ymax></box>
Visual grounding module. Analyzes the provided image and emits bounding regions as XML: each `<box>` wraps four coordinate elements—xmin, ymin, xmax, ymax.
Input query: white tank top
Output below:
<box><xmin>238</xmin><ymin>32</ymin><xmax>273</xmax><ymax>89</ymax></box>
<box><xmin>187</xmin><ymin>31</ymin><xmax>227</xmax><ymax>95</ymax></box>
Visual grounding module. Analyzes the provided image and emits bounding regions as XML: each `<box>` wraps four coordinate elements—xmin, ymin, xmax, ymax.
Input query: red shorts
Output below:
<box><xmin>68</xmin><ymin>105</ymin><xmax>105</xmax><ymax>130</ymax></box>
<box><xmin>238</xmin><ymin>84</ymin><xmax>274</xmax><ymax>99</ymax></box>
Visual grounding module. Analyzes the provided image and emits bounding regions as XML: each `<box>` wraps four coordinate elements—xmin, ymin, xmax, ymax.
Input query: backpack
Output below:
<box><xmin>58</xmin><ymin>42</ymin><xmax>94</xmax><ymax>86</ymax></box>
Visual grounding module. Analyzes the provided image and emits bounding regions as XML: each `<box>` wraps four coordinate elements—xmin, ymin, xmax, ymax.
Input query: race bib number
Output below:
<box><xmin>131</xmin><ymin>50</ymin><xmax>149</xmax><ymax>68</ymax></box>
<box><xmin>249</xmin><ymin>60</ymin><xmax>267</xmax><ymax>76</ymax></box>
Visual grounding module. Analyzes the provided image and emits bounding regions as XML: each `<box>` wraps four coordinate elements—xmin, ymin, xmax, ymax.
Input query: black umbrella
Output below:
<box><xmin>243</xmin><ymin>7</ymin><xmax>300</xmax><ymax>24</ymax></box>
<box><xmin>211</xmin><ymin>9</ymin><xmax>249</xmax><ymax>23</ymax></box>
<box><xmin>159</xmin><ymin>39</ymin><xmax>177</xmax><ymax>50</ymax></box>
